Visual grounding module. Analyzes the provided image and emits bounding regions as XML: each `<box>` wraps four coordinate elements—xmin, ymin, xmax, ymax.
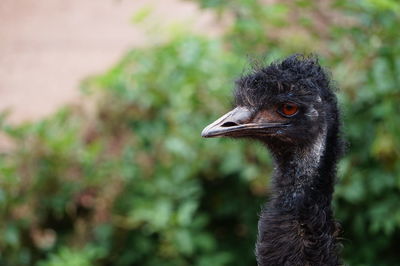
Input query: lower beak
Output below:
<box><xmin>201</xmin><ymin>107</ymin><xmax>287</xmax><ymax>138</ymax></box>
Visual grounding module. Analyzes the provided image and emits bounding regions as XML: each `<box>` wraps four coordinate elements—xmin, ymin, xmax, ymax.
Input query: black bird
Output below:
<box><xmin>202</xmin><ymin>55</ymin><xmax>344</xmax><ymax>266</ymax></box>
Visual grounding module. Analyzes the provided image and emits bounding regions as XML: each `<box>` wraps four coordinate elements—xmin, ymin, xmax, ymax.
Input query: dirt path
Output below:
<box><xmin>0</xmin><ymin>0</ymin><xmax>218</xmax><ymax>123</ymax></box>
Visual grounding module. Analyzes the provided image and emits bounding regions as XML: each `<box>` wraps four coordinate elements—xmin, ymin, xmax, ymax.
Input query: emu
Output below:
<box><xmin>202</xmin><ymin>55</ymin><xmax>344</xmax><ymax>266</ymax></box>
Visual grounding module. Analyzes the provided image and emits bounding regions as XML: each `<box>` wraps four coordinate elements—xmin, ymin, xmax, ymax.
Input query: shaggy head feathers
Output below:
<box><xmin>234</xmin><ymin>54</ymin><xmax>336</xmax><ymax>110</ymax></box>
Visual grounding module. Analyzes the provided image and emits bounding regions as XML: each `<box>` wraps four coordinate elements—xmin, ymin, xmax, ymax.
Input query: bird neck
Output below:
<box><xmin>256</xmin><ymin>124</ymin><xmax>342</xmax><ymax>265</ymax></box>
<box><xmin>272</xmin><ymin>126</ymin><xmax>333</xmax><ymax>209</ymax></box>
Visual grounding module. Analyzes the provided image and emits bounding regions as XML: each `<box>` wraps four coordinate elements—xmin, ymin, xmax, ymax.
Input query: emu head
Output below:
<box><xmin>202</xmin><ymin>55</ymin><xmax>338</xmax><ymax>154</ymax></box>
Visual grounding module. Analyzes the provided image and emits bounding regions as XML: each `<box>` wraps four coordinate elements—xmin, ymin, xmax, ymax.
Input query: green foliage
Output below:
<box><xmin>0</xmin><ymin>36</ymin><xmax>268</xmax><ymax>266</ymax></box>
<box><xmin>0</xmin><ymin>0</ymin><xmax>399</xmax><ymax>265</ymax></box>
<box><xmin>37</xmin><ymin>246</ymin><xmax>105</xmax><ymax>266</ymax></box>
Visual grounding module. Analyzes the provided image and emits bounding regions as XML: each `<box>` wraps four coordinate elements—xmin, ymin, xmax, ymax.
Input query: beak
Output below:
<box><xmin>201</xmin><ymin>107</ymin><xmax>287</xmax><ymax>138</ymax></box>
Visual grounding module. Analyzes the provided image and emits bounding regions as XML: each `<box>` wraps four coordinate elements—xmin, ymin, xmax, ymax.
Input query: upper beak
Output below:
<box><xmin>201</xmin><ymin>106</ymin><xmax>287</xmax><ymax>138</ymax></box>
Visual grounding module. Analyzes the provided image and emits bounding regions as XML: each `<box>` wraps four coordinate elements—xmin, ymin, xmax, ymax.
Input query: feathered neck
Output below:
<box><xmin>256</xmin><ymin>123</ymin><xmax>342</xmax><ymax>266</ymax></box>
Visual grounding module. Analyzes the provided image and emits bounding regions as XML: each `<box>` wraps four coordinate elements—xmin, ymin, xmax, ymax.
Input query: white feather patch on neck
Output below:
<box><xmin>295</xmin><ymin>125</ymin><xmax>327</xmax><ymax>180</ymax></box>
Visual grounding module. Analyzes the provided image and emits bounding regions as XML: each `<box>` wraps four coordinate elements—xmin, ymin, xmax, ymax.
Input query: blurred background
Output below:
<box><xmin>0</xmin><ymin>0</ymin><xmax>399</xmax><ymax>265</ymax></box>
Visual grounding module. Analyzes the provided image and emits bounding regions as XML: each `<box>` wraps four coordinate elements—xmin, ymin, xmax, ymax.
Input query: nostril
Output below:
<box><xmin>221</xmin><ymin>121</ymin><xmax>238</xmax><ymax>127</ymax></box>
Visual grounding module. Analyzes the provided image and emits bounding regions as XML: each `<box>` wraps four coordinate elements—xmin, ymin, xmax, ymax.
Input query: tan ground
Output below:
<box><xmin>0</xmin><ymin>0</ymin><xmax>219</xmax><ymax>123</ymax></box>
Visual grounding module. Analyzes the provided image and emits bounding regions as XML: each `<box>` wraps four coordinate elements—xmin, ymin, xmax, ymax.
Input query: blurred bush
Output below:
<box><xmin>0</xmin><ymin>0</ymin><xmax>399</xmax><ymax>265</ymax></box>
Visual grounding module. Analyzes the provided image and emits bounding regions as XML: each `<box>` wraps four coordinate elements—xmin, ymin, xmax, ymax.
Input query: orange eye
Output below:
<box><xmin>280</xmin><ymin>102</ymin><xmax>298</xmax><ymax>117</ymax></box>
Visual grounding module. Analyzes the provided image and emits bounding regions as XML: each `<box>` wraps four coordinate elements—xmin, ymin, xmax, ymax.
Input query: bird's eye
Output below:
<box><xmin>279</xmin><ymin>102</ymin><xmax>299</xmax><ymax>117</ymax></box>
